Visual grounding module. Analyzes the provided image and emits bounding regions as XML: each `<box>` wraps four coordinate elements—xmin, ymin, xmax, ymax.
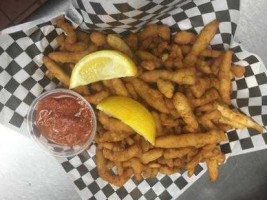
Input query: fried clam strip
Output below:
<box><xmin>43</xmin><ymin>57</ymin><xmax>89</xmax><ymax>95</ymax></box>
<box><xmin>184</xmin><ymin>20</ymin><xmax>219</xmax><ymax>66</ymax></box>
<box><xmin>125</xmin><ymin>83</ymin><xmax>138</xmax><ymax>100</ymax></box>
<box><xmin>206</xmin><ymin>158</ymin><xmax>219</xmax><ymax>182</ymax></box>
<box><xmin>98</xmin><ymin>111</ymin><xmax>134</xmax><ymax>133</ymax></box>
<box><xmin>124</xmin><ymin>33</ymin><xmax>138</xmax><ymax>50</ymax></box>
<box><xmin>218</xmin><ymin>50</ymin><xmax>232</xmax><ymax>104</ymax></box>
<box><xmin>76</xmin><ymin>31</ymin><xmax>89</xmax><ymax>43</ymax></box>
<box><xmin>109</xmin><ymin>79</ymin><xmax>129</xmax><ymax>97</ymax></box>
<box><xmin>138</xmin><ymin>24</ymin><xmax>170</xmax><ymax>41</ymax></box>
<box><xmin>56</xmin><ymin>19</ymin><xmax>76</xmax><ymax>44</ymax></box>
<box><xmin>163</xmin><ymin>147</ymin><xmax>196</xmax><ymax>159</ymax></box>
<box><xmin>48</xmin><ymin>50</ymin><xmax>91</xmax><ymax>63</ymax></box>
<box><xmin>45</xmin><ymin>70</ymin><xmax>55</xmax><ymax>80</ymax></box>
<box><xmin>141</xmin><ymin>60</ymin><xmax>157</xmax><ymax>71</ymax></box>
<box><xmin>180</xmin><ymin>45</ymin><xmax>192</xmax><ymax>55</ymax></box>
<box><xmin>91</xmin><ymin>82</ymin><xmax>104</xmax><ymax>92</ymax></box>
<box><xmin>140</xmin><ymin>149</ymin><xmax>164</xmax><ymax>164</ymax></box>
<box><xmin>181</xmin><ymin>45</ymin><xmax>222</xmax><ymax>58</ymax></box>
<box><xmin>218</xmin><ymin>116</ymin><xmax>245</xmax><ymax>129</ymax></box>
<box><xmin>174</xmin><ymin>31</ymin><xmax>196</xmax><ymax>45</ymax></box>
<box><xmin>125</xmin><ymin>137</ymin><xmax>135</xmax><ymax>146</ymax></box>
<box><xmin>107</xmin><ymin>34</ymin><xmax>133</xmax><ymax>58</ymax></box>
<box><xmin>206</xmin><ymin>148</ymin><xmax>226</xmax><ymax>164</ymax></box>
<box><xmin>160</xmin><ymin>113</ymin><xmax>180</xmax><ymax>127</ymax></box>
<box><xmin>140</xmin><ymin>68</ymin><xmax>196</xmax><ymax>85</ymax></box>
<box><xmin>210</xmin><ymin>55</ymin><xmax>222</xmax><ymax>75</ymax></box>
<box><xmin>157</xmin><ymin>79</ymin><xmax>175</xmax><ymax>98</ymax></box>
<box><xmin>97</xmin><ymin>131</ymin><xmax>133</xmax><ymax>142</ymax></box>
<box><xmin>187</xmin><ymin>146</ymin><xmax>225</xmax><ymax>181</ymax></box>
<box><xmin>138</xmin><ymin>24</ymin><xmax>158</xmax><ymax>40</ymax></box>
<box><xmin>96</xmin><ymin>149</ymin><xmax>132</xmax><ymax>187</ymax></box>
<box><xmin>198</xmin><ymin>110</ymin><xmax>221</xmax><ymax>129</ymax></box>
<box><xmin>56</xmin><ymin>34</ymin><xmax>65</xmax><ymax>50</ymax></box>
<box><xmin>186</xmin><ymin>145</ymin><xmax>215</xmax><ymax>177</ymax></box>
<box><xmin>143</xmin><ymin>167</ymin><xmax>159</xmax><ymax>178</ymax></box>
<box><xmin>64</xmin><ymin>41</ymin><xmax>88</xmax><ymax>52</ymax></box>
<box><xmin>165</xmin><ymin>98</ymin><xmax>179</xmax><ymax>116</ymax></box>
<box><xmin>85</xmin><ymin>90</ymin><xmax>109</xmax><ymax>105</ymax></box>
<box><xmin>157</xmin><ymin>25</ymin><xmax>171</xmax><ymax>41</ymax></box>
<box><xmin>151</xmin><ymin>112</ymin><xmax>163</xmax><ymax>137</ymax></box>
<box><xmin>173</xmin><ymin>92</ymin><xmax>199</xmax><ymax>132</ymax></box>
<box><xmin>173</xmin><ymin>158</ymin><xmax>185</xmax><ymax>168</ymax></box>
<box><xmin>72</xmin><ymin>86</ymin><xmax>90</xmax><ymax>96</ymax></box>
<box><xmin>216</xmin><ymin>103</ymin><xmax>263</xmax><ymax>133</ymax></box>
<box><xmin>136</xmin><ymin>50</ymin><xmax>161</xmax><ymax>63</ymax></box>
<box><xmin>196</xmin><ymin>59</ymin><xmax>212</xmax><ymax>74</ymax></box>
<box><xmin>196</xmin><ymin>102</ymin><xmax>216</xmax><ymax>113</ymax></box>
<box><xmin>129</xmin><ymin>78</ymin><xmax>169</xmax><ymax>113</ymax></box>
<box><xmin>190</xmin><ymin>88</ymin><xmax>219</xmax><ymax>107</ymax></box>
<box><xmin>231</xmin><ymin>64</ymin><xmax>245</xmax><ymax>78</ymax></box>
<box><xmin>106</xmin><ymin>160</ymin><xmax>115</xmax><ymax>169</ymax></box>
<box><xmin>200</xmin><ymin>49</ymin><xmax>222</xmax><ymax>58</ymax></box>
<box><xmin>169</xmin><ymin>44</ymin><xmax>183</xmax><ymax>60</ymax></box>
<box><xmin>98</xmin><ymin>142</ymin><xmax>114</xmax><ymax>150</ymax></box>
<box><xmin>43</xmin><ymin>56</ymin><xmax>69</xmax><ymax>86</ymax></box>
<box><xmin>157</xmin><ymin>157</ymin><xmax>166</xmax><ymax>165</ymax></box>
<box><xmin>190</xmin><ymin>77</ymin><xmax>219</xmax><ymax>98</ymax></box>
<box><xmin>148</xmin><ymin>163</ymin><xmax>161</xmax><ymax>168</ymax></box>
<box><xmin>102</xmin><ymin>80</ymin><xmax>114</xmax><ymax>93</ymax></box>
<box><xmin>90</xmin><ymin>31</ymin><xmax>107</xmax><ymax>47</ymax></box>
<box><xmin>114</xmin><ymin>162</ymin><xmax>124</xmax><ymax>176</ymax></box>
<box><xmin>140</xmin><ymin>138</ymin><xmax>151</xmax><ymax>152</ymax></box>
<box><xmin>165</xmin><ymin>159</ymin><xmax>174</xmax><ymax>168</ymax></box>
<box><xmin>98</xmin><ymin>142</ymin><xmax>125</xmax><ymax>151</ymax></box>
<box><xmin>186</xmin><ymin>149</ymin><xmax>209</xmax><ymax>177</ymax></box>
<box><xmin>217</xmin><ymin>124</ymin><xmax>233</xmax><ymax>132</ymax></box>
<box><xmin>123</xmin><ymin>158</ymin><xmax>144</xmax><ymax>181</ymax></box>
<box><xmin>190</xmin><ymin>78</ymin><xmax>211</xmax><ymax>98</ymax></box>
<box><xmin>155</xmin><ymin>129</ymin><xmax>227</xmax><ymax>148</ymax></box>
<box><xmin>136</xmin><ymin>50</ymin><xmax>161</xmax><ymax>70</ymax></box>
<box><xmin>102</xmin><ymin>145</ymin><xmax>139</xmax><ymax>162</ymax></box>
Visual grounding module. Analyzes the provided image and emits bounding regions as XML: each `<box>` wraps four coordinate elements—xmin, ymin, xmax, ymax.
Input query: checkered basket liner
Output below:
<box><xmin>0</xmin><ymin>0</ymin><xmax>266</xmax><ymax>199</ymax></box>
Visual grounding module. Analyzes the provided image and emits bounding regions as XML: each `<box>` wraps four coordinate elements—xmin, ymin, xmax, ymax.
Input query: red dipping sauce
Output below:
<box><xmin>35</xmin><ymin>93</ymin><xmax>92</xmax><ymax>146</ymax></box>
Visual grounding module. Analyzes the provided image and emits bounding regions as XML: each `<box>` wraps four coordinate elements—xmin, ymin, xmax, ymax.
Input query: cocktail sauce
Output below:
<box><xmin>35</xmin><ymin>93</ymin><xmax>92</xmax><ymax>146</ymax></box>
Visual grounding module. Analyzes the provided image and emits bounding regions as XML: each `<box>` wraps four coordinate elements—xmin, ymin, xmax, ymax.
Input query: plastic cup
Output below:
<box><xmin>27</xmin><ymin>89</ymin><xmax>97</xmax><ymax>157</ymax></box>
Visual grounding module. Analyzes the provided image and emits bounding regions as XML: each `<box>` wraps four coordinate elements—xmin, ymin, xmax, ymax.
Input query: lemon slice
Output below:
<box><xmin>70</xmin><ymin>50</ymin><xmax>137</xmax><ymax>88</ymax></box>
<box><xmin>97</xmin><ymin>96</ymin><xmax>156</xmax><ymax>145</ymax></box>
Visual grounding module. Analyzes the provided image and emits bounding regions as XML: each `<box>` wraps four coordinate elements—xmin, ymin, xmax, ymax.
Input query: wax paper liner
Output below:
<box><xmin>0</xmin><ymin>0</ymin><xmax>266</xmax><ymax>199</ymax></box>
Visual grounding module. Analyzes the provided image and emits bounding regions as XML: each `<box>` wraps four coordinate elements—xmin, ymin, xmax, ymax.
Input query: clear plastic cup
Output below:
<box><xmin>27</xmin><ymin>89</ymin><xmax>97</xmax><ymax>157</ymax></box>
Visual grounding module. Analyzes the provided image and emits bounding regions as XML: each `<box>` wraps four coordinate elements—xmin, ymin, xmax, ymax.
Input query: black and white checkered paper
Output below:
<box><xmin>0</xmin><ymin>0</ymin><xmax>267</xmax><ymax>199</ymax></box>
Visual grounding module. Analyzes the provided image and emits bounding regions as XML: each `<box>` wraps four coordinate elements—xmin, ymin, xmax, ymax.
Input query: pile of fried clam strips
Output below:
<box><xmin>43</xmin><ymin>18</ymin><xmax>263</xmax><ymax>187</ymax></box>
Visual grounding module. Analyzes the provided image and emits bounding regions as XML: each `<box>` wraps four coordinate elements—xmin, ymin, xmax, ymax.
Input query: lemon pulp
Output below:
<box><xmin>70</xmin><ymin>50</ymin><xmax>137</xmax><ymax>88</ymax></box>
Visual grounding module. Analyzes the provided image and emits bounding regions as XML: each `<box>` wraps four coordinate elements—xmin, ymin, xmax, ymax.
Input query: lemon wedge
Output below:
<box><xmin>69</xmin><ymin>50</ymin><xmax>137</xmax><ymax>88</ymax></box>
<box><xmin>97</xmin><ymin>96</ymin><xmax>156</xmax><ymax>145</ymax></box>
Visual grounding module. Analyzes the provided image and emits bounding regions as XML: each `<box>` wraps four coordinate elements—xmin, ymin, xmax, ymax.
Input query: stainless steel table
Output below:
<box><xmin>0</xmin><ymin>0</ymin><xmax>266</xmax><ymax>200</ymax></box>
